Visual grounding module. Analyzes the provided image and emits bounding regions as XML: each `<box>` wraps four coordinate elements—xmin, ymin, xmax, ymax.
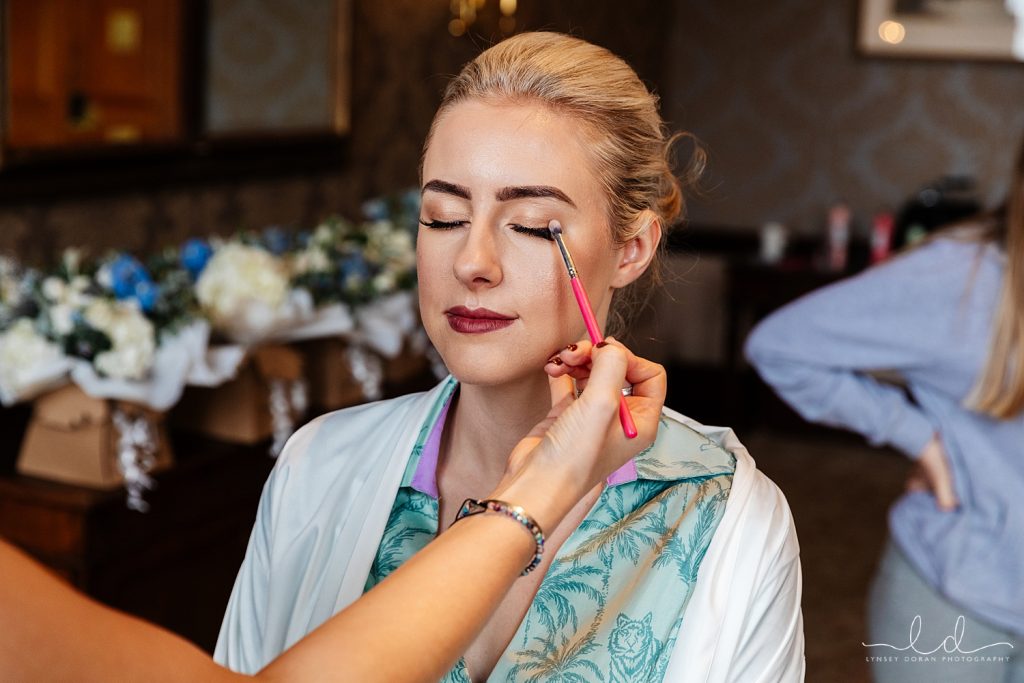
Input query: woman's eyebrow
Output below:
<box><xmin>496</xmin><ymin>185</ymin><xmax>577</xmax><ymax>208</ymax></box>
<box><xmin>422</xmin><ymin>179</ymin><xmax>471</xmax><ymax>199</ymax></box>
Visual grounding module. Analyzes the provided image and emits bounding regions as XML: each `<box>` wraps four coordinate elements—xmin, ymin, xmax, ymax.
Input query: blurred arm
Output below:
<box><xmin>743</xmin><ymin>245</ymin><xmax>965</xmax><ymax>458</ymax></box>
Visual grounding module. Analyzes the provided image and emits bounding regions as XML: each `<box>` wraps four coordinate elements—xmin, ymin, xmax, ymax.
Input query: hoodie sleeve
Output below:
<box><xmin>742</xmin><ymin>241</ymin><xmax>979</xmax><ymax>459</ymax></box>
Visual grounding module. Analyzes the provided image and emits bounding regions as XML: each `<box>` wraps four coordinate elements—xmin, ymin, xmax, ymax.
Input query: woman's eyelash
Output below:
<box><xmin>419</xmin><ymin>219</ymin><xmax>467</xmax><ymax>230</ymax></box>
<box><xmin>511</xmin><ymin>224</ymin><xmax>554</xmax><ymax>241</ymax></box>
<box><xmin>419</xmin><ymin>219</ymin><xmax>553</xmax><ymax>242</ymax></box>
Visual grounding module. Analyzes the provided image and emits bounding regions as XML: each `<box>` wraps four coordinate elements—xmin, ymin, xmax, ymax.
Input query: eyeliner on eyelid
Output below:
<box><xmin>419</xmin><ymin>219</ymin><xmax>553</xmax><ymax>241</ymax></box>
<box><xmin>419</xmin><ymin>219</ymin><xmax>466</xmax><ymax>229</ymax></box>
<box><xmin>511</xmin><ymin>224</ymin><xmax>555</xmax><ymax>241</ymax></box>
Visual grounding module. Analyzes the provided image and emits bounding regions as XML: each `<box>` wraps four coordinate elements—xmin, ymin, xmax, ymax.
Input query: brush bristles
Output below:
<box><xmin>548</xmin><ymin>220</ymin><xmax>562</xmax><ymax>236</ymax></box>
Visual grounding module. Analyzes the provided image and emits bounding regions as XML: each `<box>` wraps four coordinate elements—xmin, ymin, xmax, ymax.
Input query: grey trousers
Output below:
<box><xmin>866</xmin><ymin>538</ymin><xmax>1024</xmax><ymax>683</ymax></box>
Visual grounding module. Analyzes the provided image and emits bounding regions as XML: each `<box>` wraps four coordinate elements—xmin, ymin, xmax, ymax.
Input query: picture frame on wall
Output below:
<box><xmin>858</xmin><ymin>0</ymin><xmax>1024</xmax><ymax>61</ymax></box>
<box><xmin>205</xmin><ymin>0</ymin><xmax>352</xmax><ymax>139</ymax></box>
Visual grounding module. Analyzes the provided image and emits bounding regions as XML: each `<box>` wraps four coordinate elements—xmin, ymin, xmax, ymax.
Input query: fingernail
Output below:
<box><xmin>547</xmin><ymin>355</ymin><xmax>563</xmax><ymax>365</ymax></box>
<box><xmin>565</xmin><ymin>343</ymin><xmax>578</xmax><ymax>351</ymax></box>
<box><xmin>595</xmin><ymin>341</ymin><xmax>608</xmax><ymax>348</ymax></box>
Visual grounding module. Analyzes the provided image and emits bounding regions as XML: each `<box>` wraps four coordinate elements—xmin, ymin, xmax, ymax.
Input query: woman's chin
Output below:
<box><xmin>444</xmin><ymin>361</ymin><xmax>534</xmax><ymax>388</ymax></box>
<box><xmin>437</xmin><ymin>347</ymin><xmax>545</xmax><ymax>388</ymax></box>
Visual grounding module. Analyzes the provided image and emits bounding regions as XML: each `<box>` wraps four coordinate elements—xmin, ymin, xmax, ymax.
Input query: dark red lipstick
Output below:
<box><xmin>445</xmin><ymin>306</ymin><xmax>516</xmax><ymax>334</ymax></box>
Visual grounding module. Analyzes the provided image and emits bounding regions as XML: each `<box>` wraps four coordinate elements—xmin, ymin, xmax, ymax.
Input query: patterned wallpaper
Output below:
<box><xmin>665</xmin><ymin>0</ymin><xmax>1024</xmax><ymax>234</ymax></box>
<box><xmin>1</xmin><ymin>0</ymin><xmax>1022</xmax><ymax>262</ymax></box>
<box><xmin>0</xmin><ymin>0</ymin><xmax>670</xmax><ymax>263</ymax></box>
<box><xmin>206</xmin><ymin>0</ymin><xmax>335</xmax><ymax>134</ymax></box>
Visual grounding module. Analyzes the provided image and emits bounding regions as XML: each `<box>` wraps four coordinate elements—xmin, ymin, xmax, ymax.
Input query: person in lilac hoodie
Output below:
<box><xmin>745</xmin><ymin>141</ymin><xmax>1024</xmax><ymax>683</ymax></box>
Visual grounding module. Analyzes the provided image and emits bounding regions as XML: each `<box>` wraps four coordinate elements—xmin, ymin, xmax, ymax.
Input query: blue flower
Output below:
<box><xmin>362</xmin><ymin>198</ymin><xmax>388</xmax><ymax>221</ymax></box>
<box><xmin>339</xmin><ymin>253</ymin><xmax>371</xmax><ymax>283</ymax></box>
<box><xmin>109</xmin><ymin>254</ymin><xmax>151</xmax><ymax>299</ymax></box>
<box><xmin>180</xmin><ymin>239</ymin><xmax>213</xmax><ymax>278</ymax></box>
<box><xmin>262</xmin><ymin>227</ymin><xmax>290</xmax><ymax>255</ymax></box>
<box><xmin>133</xmin><ymin>280</ymin><xmax>160</xmax><ymax>313</ymax></box>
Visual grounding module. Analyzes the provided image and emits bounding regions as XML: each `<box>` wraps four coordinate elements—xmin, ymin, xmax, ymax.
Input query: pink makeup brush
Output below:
<box><xmin>549</xmin><ymin>220</ymin><xmax>638</xmax><ymax>439</ymax></box>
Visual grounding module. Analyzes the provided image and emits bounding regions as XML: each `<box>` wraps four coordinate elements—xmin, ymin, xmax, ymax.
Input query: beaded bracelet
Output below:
<box><xmin>454</xmin><ymin>498</ymin><xmax>546</xmax><ymax>575</ymax></box>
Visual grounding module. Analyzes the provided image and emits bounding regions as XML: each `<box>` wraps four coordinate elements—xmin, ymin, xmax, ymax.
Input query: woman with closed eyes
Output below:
<box><xmin>215</xmin><ymin>32</ymin><xmax>805</xmax><ymax>682</ymax></box>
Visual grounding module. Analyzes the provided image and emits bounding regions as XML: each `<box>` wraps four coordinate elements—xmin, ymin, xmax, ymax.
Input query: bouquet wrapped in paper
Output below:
<box><xmin>181</xmin><ymin>233</ymin><xmax>337</xmax><ymax>454</ymax></box>
<box><xmin>289</xmin><ymin>196</ymin><xmax>431</xmax><ymax>406</ymax></box>
<box><xmin>3</xmin><ymin>248</ymin><xmax>243</xmax><ymax>510</ymax></box>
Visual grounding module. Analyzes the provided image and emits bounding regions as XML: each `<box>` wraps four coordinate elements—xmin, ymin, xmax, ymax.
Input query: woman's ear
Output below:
<box><xmin>610</xmin><ymin>210</ymin><xmax>662</xmax><ymax>288</ymax></box>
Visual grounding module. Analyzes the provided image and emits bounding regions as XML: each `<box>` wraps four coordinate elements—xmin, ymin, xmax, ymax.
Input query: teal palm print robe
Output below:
<box><xmin>364</xmin><ymin>378</ymin><xmax>736</xmax><ymax>682</ymax></box>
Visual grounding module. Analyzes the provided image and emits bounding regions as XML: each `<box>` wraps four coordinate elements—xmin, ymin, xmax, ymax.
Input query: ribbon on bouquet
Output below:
<box><xmin>268</xmin><ymin>377</ymin><xmax>309</xmax><ymax>458</ymax></box>
<box><xmin>344</xmin><ymin>344</ymin><xmax>384</xmax><ymax>402</ymax></box>
<box><xmin>111</xmin><ymin>408</ymin><xmax>158</xmax><ymax>512</ymax></box>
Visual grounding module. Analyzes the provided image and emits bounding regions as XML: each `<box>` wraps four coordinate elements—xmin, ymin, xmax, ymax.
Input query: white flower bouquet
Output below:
<box><xmin>2</xmin><ymin>189</ymin><xmax>433</xmax><ymax>495</ymax></box>
<box><xmin>288</xmin><ymin>192</ymin><xmax>433</xmax><ymax>407</ymax></box>
<box><xmin>0</xmin><ymin>249</ymin><xmax>240</xmax><ymax>408</ymax></box>
<box><xmin>3</xmin><ymin>248</ymin><xmax>243</xmax><ymax>510</ymax></box>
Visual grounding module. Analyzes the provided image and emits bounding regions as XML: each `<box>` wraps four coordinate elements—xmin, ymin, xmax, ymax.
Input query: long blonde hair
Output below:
<box><xmin>968</xmin><ymin>142</ymin><xmax>1024</xmax><ymax>418</ymax></box>
<box><xmin>423</xmin><ymin>32</ymin><xmax>704</xmax><ymax>334</ymax></box>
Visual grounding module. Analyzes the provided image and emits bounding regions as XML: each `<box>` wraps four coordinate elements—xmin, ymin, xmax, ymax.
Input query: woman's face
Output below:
<box><xmin>417</xmin><ymin>99</ymin><xmax>622</xmax><ymax>387</ymax></box>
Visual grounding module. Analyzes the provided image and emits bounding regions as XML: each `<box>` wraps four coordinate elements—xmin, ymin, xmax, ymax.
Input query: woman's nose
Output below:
<box><xmin>453</xmin><ymin>224</ymin><xmax>503</xmax><ymax>289</ymax></box>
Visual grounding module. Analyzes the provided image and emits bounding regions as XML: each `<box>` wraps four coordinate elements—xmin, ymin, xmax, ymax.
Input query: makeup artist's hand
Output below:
<box><xmin>492</xmin><ymin>337</ymin><xmax>666</xmax><ymax>531</ymax></box>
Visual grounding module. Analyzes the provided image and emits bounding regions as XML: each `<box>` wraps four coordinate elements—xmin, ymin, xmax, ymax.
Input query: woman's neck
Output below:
<box><xmin>440</xmin><ymin>373</ymin><xmax>554</xmax><ymax>495</ymax></box>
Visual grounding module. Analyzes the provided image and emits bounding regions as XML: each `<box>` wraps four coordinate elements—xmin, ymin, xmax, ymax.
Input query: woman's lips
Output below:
<box><xmin>445</xmin><ymin>306</ymin><xmax>516</xmax><ymax>334</ymax></box>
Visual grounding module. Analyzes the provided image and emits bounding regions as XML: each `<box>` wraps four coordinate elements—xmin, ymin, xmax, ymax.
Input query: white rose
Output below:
<box><xmin>84</xmin><ymin>300</ymin><xmax>155</xmax><ymax>380</ymax></box>
<box><xmin>93</xmin><ymin>344</ymin><xmax>152</xmax><ymax>381</ymax></box>
<box><xmin>70</xmin><ymin>275</ymin><xmax>91</xmax><ymax>293</ymax></box>
<box><xmin>84</xmin><ymin>299</ymin><xmax>115</xmax><ymax>330</ymax></box>
<box><xmin>62</xmin><ymin>248</ymin><xmax>82</xmax><ymax>274</ymax></box>
<box><xmin>49</xmin><ymin>303</ymin><xmax>76</xmax><ymax>336</ymax></box>
<box><xmin>0</xmin><ymin>319</ymin><xmax>67</xmax><ymax>398</ymax></box>
<box><xmin>42</xmin><ymin>277</ymin><xmax>67</xmax><ymax>303</ymax></box>
<box><xmin>312</xmin><ymin>223</ymin><xmax>335</xmax><ymax>246</ymax></box>
<box><xmin>372</xmin><ymin>271</ymin><xmax>396</xmax><ymax>294</ymax></box>
<box><xmin>95</xmin><ymin>265</ymin><xmax>113</xmax><ymax>289</ymax></box>
<box><xmin>290</xmin><ymin>247</ymin><xmax>331</xmax><ymax>275</ymax></box>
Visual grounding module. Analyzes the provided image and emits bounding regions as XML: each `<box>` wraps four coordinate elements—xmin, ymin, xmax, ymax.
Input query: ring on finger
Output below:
<box><xmin>621</xmin><ymin>385</ymin><xmax>633</xmax><ymax>396</ymax></box>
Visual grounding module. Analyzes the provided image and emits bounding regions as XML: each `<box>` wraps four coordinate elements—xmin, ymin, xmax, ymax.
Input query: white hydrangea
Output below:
<box><xmin>195</xmin><ymin>242</ymin><xmax>290</xmax><ymax>339</ymax></box>
<box><xmin>0</xmin><ymin>319</ymin><xmax>68</xmax><ymax>402</ymax></box>
<box><xmin>366</xmin><ymin>221</ymin><xmax>416</xmax><ymax>270</ymax></box>
<box><xmin>61</xmin><ymin>248</ymin><xmax>83</xmax><ymax>274</ymax></box>
<box><xmin>289</xmin><ymin>246</ymin><xmax>331</xmax><ymax>275</ymax></box>
<box><xmin>41</xmin><ymin>274</ymin><xmax>96</xmax><ymax>336</ymax></box>
<box><xmin>49</xmin><ymin>303</ymin><xmax>76</xmax><ymax>336</ymax></box>
<box><xmin>311</xmin><ymin>222</ymin><xmax>336</xmax><ymax>247</ymax></box>
<box><xmin>372</xmin><ymin>271</ymin><xmax>396</xmax><ymax>293</ymax></box>
<box><xmin>41</xmin><ymin>276</ymin><xmax>66</xmax><ymax>302</ymax></box>
<box><xmin>363</xmin><ymin>221</ymin><xmax>415</xmax><ymax>296</ymax></box>
<box><xmin>84</xmin><ymin>299</ymin><xmax>156</xmax><ymax>381</ymax></box>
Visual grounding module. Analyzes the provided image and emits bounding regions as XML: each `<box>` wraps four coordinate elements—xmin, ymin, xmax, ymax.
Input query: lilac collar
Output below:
<box><xmin>410</xmin><ymin>390</ymin><xmax>638</xmax><ymax>498</ymax></box>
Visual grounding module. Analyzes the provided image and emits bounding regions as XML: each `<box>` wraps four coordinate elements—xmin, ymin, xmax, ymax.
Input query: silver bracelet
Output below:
<box><xmin>454</xmin><ymin>498</ymin><xmax>546</xmax><ymax>575</ymax></box>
